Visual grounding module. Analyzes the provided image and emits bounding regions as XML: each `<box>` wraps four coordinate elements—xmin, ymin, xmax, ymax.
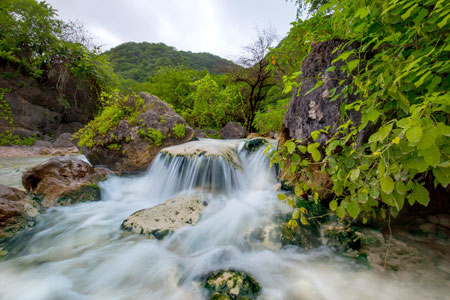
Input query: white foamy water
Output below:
<box><xmin>0</xmin><ymin>140</ymin><xmax>449</xmax><ymax>300</ymax></box>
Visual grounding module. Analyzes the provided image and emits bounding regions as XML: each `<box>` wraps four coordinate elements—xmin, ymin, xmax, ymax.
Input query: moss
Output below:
<box><xmin>202</xmin><ymin>270</ymin><xmax>261</xmax><ymax>300</ymax></box>
<box><xmin>107</xmin><ymin>143</ymin><xmax>122</xmax><ymax>151</ymax></box>
<box><xmin>138</xmin><ymin>127</ymin><xmax>165</xmax><ymax>146</ymax></box>
<box><xmin>172</xmin><ymin>123</ymin><xmax>186</xmax><ymax>138</ymax></box>
<box><xmin>57</xmin><ymin>185</ymin><xmax>101</xmax><ymax>206</ymax></box>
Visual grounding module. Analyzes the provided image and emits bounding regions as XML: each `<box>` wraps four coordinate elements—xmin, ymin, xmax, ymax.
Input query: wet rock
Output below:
<box><xmin>220</xmin><ymin>122</ymin><xmax>248</xmax><ymax>140</ymax></box>
<box><xmin>121</xmin><ymin>192</ymin><xmax>206</xmax><ymax>239</ymax></box>
<box><xmin>53</xmin><ymin>133</ymin><xmax>75</xmax><ymax>147</ymax></box>
<box><xmin>201</xmin><ymin>270</ymin><xmax>261</xmax><ymax>300</ymax></box>
<box><xmin>22</xmin><ymin>157</ymin><xmax>111</xmax><ymax>208</ymax></box>
<box><xmin>0</xmin><ymin>185</ymin><xmax>40</xmax><ymax>244</ymax></box>
<box><xmin>281</xmin><ymin>39</ymin><xmax>366</xmax><ymax>146</ymax></box>
<box><xmin>81</xmin><ymin>92</ymin><xmax>195</xmax><ymax>174</ymax></box>
<box><xmin>243</xmin><ymin>138</ymin><xmax>268</xmax><ymax>152</ymax></box>
<box><xmin>161</xmin><ymin>139</ymin><xmax>242</xmax><ymax>170</ymax></box>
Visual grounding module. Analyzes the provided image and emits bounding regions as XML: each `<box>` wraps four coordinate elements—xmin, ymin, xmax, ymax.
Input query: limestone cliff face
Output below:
<box><xmin>0</xmin><ymin>61</ymin><xmax>99</xmax><ymax>138</ymax></box>
<box><xmin>281</xmin><ymin>39</ymin><xmax>365</xmax><ymax>146</ymax></box>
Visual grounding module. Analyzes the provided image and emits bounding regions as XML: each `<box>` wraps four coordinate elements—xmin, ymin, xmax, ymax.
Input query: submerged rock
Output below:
<box><xmin>121</xmin><ymin>192</ymin><xmax>207</xmax><ymax>239</ymax></box>
<box><xmin>0</xmin><ymin>185</ymin><xmax>40</xmax><ymax>244</ymax></box>
<box><xmin>201</xmin><ymin>270</ymin><xmax>261</xmax><ymax>300</ymax></box>
<box><xmin>220</xmin><ymin>122</ymin><xmax>248</xmax><ymax>140</ymax></box>
<box><xmin>22</xmin><ymin>157</ymin><xmax>113</xmax><ymax>208</ymax></box>
<box><xmin>81</xmin><ymin>92</ymin><xmax>195</xmax><ymax>174</ymax></box>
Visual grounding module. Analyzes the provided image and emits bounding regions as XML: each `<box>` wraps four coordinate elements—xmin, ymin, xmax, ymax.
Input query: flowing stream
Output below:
<box><xmin>0</xmin><ymin>139</ymin><xmax>449</xmax><ymax>300</ymax></box>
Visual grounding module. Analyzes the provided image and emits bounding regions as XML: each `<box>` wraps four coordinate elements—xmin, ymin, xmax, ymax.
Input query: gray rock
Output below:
<box><xmin>194</xmin><ymin>129</ymin><xmax>208</xmax><ymax>138</ymax></box>
<box><xmin>54</xmin><ymin>122</ymin><xmax>83</xmax><ymax>137</ymax></box>
<box><xmin>33</xmin><ymin>140</ymin><xmax>53</xmax><ymax>148</ymax></box>
<box><xmin>281</xmin><ymin>39</ymin><xmax>365</xmax><ymax>146</ymax></box>
<box><xmin>121</xmin><ymin>192</ymin><xmax>206</xmax><ymax>239</ymax></box>
<box><xmin>220</xmin><ymin>122</ymin><xmax>248</xmax><ymax>139</ymax></box>
<box><xmin>81</xmin><ymin>92</ymin><xmax>195</xmax><ymax>174</ymax></box>
<box><xmin>53</xmin><ymin>133</ymin><xmax>75</xmax><ymax>147</ymax></box>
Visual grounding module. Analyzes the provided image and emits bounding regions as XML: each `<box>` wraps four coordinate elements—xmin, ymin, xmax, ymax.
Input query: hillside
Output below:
<box><xmin>104</xmin><ymin>42</ymin><xmax>235</xmax><ymax>82</ymax></box>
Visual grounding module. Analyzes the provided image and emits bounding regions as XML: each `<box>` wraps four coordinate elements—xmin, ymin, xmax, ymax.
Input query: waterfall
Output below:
<box><xmin>0</xmin><ymin>139</ymin><xmax>448</xmax><ymax>300</ymax></box>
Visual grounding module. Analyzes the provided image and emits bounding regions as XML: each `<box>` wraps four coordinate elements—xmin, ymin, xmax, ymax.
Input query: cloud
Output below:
<box><xmin>46</xmin><ymin>0</ymin><xmax>297</xmax><ymax>60</ymax></box>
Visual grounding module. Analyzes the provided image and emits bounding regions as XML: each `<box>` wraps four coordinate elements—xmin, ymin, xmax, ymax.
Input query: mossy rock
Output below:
<box><xmin>202</xmin><ymin>270</ymin><xmax>261</xmax><ymax>300</ymax></box>
<box><xmin>244</xmin><ymin>138</ymin><xmax>268</xmax><ymax>152</ymax></box>
<box><xmin>56</xmin><ymin>184</ymin><xmax>101</xmax><ymax>206</ymax></box>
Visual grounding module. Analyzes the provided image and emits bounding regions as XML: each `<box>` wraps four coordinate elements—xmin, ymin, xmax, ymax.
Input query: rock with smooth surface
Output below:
<box><xmin>121</xmin><ymin>192</ymin><xmax>206</xmax><ymax>239</ymax></box>
<box><xmin>22</xmin><ymin>157</ymin><xmax>112</xmax><ymax>208</ymax></box>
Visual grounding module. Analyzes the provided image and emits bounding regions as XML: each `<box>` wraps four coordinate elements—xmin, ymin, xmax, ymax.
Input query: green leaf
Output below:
<box><xmin>330</xmin><ymin>200</ymin><xmax>338</xmax><ymax>211</ymax></box>
<box><xmin>292</xmin><ymin>153</ymin><xmax>301</xmax><ymax>164</ymax></box>
<box><xmin>396</xmin><ymin>181</ymin><xmax>408</xmax><ymax>195</ymax></box>
<box><xmin>409</xmin><ymin>184</ymin><xmax>430</xmax><ymax>207</ymax></box>
<box><xmin>414</xmin><ymin>70</ymin><xmax>432</xmax><ymax>88</ymax></box>
<box><xmin>311</xmin><ymin>131</ymin><xmax>320</xmax><ymax>141</ymax></box>
<box><xmin>292</xmin><ymin>210</ymin><xmax>300</xmax><ymax>220</ymax></box>
<box><xmin>347</xmin><ymin>59</ymin><xmax>360</xmax><ymax>72</ymax></box>
<box><xmin>277</xmin><ymin>193</ymin><xmax>286</xmax><ymax>201</ymax></box>
<box><xmin>314</xmin><ymin>192</ymin><xmax>319</xmax><ymax>205</ymax></box>
<box><xmin>433</xmin><ymin>167</ymin><xmax>450</xmax><ymax>187</ymax></box>
<box><xmin>369</xmin><ymin>123</ymin><xmax>393</xmax><ymax>143</ymax></box>
<box><xmin>380</xmin><ymin>175</ymin><xmax>395</xmax><ymax>194</ymax></box>
<box><xmin>294</xmin><ymin>184</ymin><xmax>304</xmax><ymax>196</ymax></box>
<box><xmin>349</xmin><ymin>168</ymin><xmax>360</xmax><ymax>181</ymax></box>
<box><xmin>286</xmin><ymin>140</ymin><xmax>295</xmax><ymax>154</ymax></box>
<box><xmin>297</xmin><ymin>145</ymin><xmax>307</xmax><ymax>153</ymax></box>
<box><xmin>336</xmin><ymin>205</ymin><xmax>346</xmax><ymax>219</ymax></box>
<box><xmin>438</xmin><ymin>12</ymin><xmax>450</xmax><ymax>28</ymax></box>
<box><xmin>401</xmin><ymin>3</ymin><xmax>418</xmax><ymax>20</ymax></box>
<box><xmin>421</xmin><ymin>144</ymin><xmax>441</xmax><ymax>167</ymax></box>
<box><xmin>406</xmin><ymin>125</ymin><xmax>423</xmax><ymax>143</ymax></box>
<box><xmin>356</xmin><ymin>7</ymin><xmax>369</xmax><ymax>18</ymax></box>
<box><xmin>347</xmin><ymin>200</ymin><xmax>361</xmax><ymax>219</ymax></box>
<box><xmin>309</xmin><ymin>147</ymin><xmax>321</xmax><ymax>162</ymax></box>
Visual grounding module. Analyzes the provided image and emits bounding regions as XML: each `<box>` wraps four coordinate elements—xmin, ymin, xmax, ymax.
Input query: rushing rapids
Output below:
<box><xmin>0</xmin><ymin>139</ymin><xmax>449</xmax><ymax>300</ymax></box>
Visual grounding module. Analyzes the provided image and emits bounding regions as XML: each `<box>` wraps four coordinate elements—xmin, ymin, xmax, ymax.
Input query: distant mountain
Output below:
<box><xmin>104</xmin><ymin>42</ymin><xmax>235</xmax><ymax>82</ymax></box>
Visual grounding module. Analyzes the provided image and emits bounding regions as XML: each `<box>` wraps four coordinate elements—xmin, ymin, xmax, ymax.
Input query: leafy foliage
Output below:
<box><xmin>104</xmin><ymin>42</ymin><xmax>235</xmax><ymax>83</ymax></box>
<box><xmin>74</xmin><ymin>92</ymin><xmax>145</xmax><ymax>148</ymax></box>
<box><xmin>272</xmin><ymin>0</ymin><xmax>450</xmax><ymax>222</ymax></box>
<box><xmin>172</xmin><ymin>124</ymin><xmax>186</xmax><ymax>138</ymax></box>
<box><xmin>0</xmin><ymin>0</ymin><xmax>116</xmax><ymax>96</ymax></box>
<box><xmin>254</xmin><ymin>98</ymin><xmax>290</xmax><ymax>134</ymax></box>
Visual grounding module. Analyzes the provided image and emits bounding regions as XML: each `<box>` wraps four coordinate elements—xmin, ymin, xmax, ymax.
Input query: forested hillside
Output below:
<box><xmin>104</xmin><ymin>42</ymin><xmax>235</xmax><ymax>82</ymax></box>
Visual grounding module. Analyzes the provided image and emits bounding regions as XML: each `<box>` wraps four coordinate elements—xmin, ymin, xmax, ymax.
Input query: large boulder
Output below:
<box><xmin>281</xmin><ymin>39</ymin><xmax>363</xmax><ymax>145</ymax></box>
<box><xmin>0</xmin><ymin>185</ymin><xmax>40</xmax><ymax>243</ymax></box>
<box><xmin>121</xmin><ymin>192</ymin><xmax>206</xmax><ymax>239</ymax></box>
<box><xmin>22</xmin><ymin>157</ymin><xmax>112</xmax><ymax>208</ymax></box>
<box><xmin>0</xmin><ymin>62</ymin><xmax>99</xmax><ymax>138</ymax></box>
<box><xmin>81</xmin><ymin>92</ymin><xmax>195</xmax><ymax>173</ymax></box>
<box><xmin>220</xmin><ymin>122</ymin><xmax>248</xmax><ymax>140</ymax></box>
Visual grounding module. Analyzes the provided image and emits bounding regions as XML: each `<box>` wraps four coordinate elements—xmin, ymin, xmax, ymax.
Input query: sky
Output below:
<box><xmin>45</xmin><ymin>0</ymin><xmax>298</xmax><ymax>61</ymax></box>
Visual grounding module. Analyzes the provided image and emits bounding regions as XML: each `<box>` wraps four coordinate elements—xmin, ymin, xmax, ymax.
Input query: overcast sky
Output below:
<box><xmin>45</xmin><ymin>0</ymin><xmax>297</xmax><ymax>61</ymax></box>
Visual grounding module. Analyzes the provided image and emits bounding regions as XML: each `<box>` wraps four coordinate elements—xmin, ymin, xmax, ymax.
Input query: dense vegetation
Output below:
<box><xmin>0</xmin><ymin>0</ymin><xmax>116</xmax><ymax>145</ymax></box>
<box><xmin>272</xmin><ymin>0</ymin><xmax>450</xmax><ymax>225</ymax></box>
<box><xmin>105</xmin><ymin>42</ymin><xmax>235</xmax><ymax>83</ymax></box>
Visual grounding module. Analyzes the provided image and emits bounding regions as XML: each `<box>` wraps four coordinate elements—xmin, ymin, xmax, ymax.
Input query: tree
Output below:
<box><xmin>227</xmin><ymin>29</ymin><xmax>277</xmax><ymax>131</ymax></box>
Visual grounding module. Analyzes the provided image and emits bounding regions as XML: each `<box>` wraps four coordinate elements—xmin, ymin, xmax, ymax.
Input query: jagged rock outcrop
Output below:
<box><xmin>121</xmin><ymin>192</ymin><xmax>206</xmax><ymax>239</ymax></box>
<box><xmin>0</xmin><ymin>185</ymin><xmax>40</xmax><ymax>243</ymax></box>
<box><xmin>281</xmin><ymin>39</ymin><xmax>364</xmax><ymax>145</ymax></box>
<box><xmin>22</xmin><ymin>157</ymin><xmax>113</xmax><ymax>208</ymax></box>
<box><xmin>0</xmin><ymin>62</ymin><xmax>99</xmax><ymax>138</ymax></box>
<box><xmin>220</xmin><ymin>122</ymin><xmax>248</xmax><ymax>140</ymax></box>
<box><xmin>81</xmin><ymin>92</ymin><xmax>195</xmax><ymax>173</ymax></box>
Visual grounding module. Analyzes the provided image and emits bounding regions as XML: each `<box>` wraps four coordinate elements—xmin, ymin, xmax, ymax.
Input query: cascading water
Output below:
<box><xmin>0</xmin><ymin>139</ymin><xmax>449</xmax><ymax>300</ymax></box>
